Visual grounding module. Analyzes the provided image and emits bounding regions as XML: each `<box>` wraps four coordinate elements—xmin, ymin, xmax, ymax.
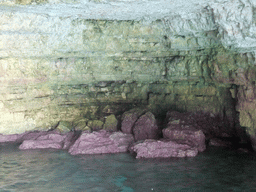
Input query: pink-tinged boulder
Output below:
<box><xmin>163</xmin><ymin>126</ymin><xmax>206</xmax><ymax>152</ymax></box>
<box><xmin>36</xmin><ymin>133</ymin><xmax>66</xmax><ymax>142</ymax></box>
<box><xmin>19</xmin><ymin>140</ymin><xmax>63</xmax><ymax>150</ymax></box>
<box><xmin>19</xmin><ymin>132</ymin><xmax>67</xmax><ymax>150</ymax></box>
<box><xmin>68</xmin><ymin>130</ymin><xmax>134</xmax><ymax>155</ymax></box>
<box><xmin>121</xmin><ymin>108</ymin><xmax>146</xmax><ymax>134</ymax></box>
<box><xmin>130</xmin><ymin>139</ymin><xmax>198</xmax><ymax>158</ymax></box>
<box><xmin>0</xmin><ymin>134</ymin><xmax>20</xmax><ymax>143</ymax></box>
<box><xmin>133</xmin><ymin>112</ymin><xmax>160</xmax><ymax>141</ymax></box>
<box><xmin>17</xmin><ymin>131</ymin><xmax>55</xmax><ymax>143</ymax></box>
<box><xmin>165</xmin><ymin>110</ymin><xmax>225</xmax><ymax>139</ymax></box>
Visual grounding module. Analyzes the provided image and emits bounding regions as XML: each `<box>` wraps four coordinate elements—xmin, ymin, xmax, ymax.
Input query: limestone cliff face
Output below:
<box><xmin>0</xmin><ymin>0</ymin><xmax>255</xmax><ymax>148</ymax></box>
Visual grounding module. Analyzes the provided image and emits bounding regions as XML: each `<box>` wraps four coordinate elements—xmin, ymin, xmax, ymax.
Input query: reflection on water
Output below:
<box><xmin>0</xmin><ymin>143</ymin><xmax>256</xmax><ymax>192</ymax></box>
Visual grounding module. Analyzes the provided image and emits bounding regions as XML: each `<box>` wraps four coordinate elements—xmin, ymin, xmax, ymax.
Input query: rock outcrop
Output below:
<box><xmin>129</xmin><ymin>139</ymin><xmax>198</xmax><ymax>158</ymax></box>
<box><xmin>133</xmin><ymin>112</ymin><xmax>160</xmax><ymax>141</ymax></box>
<box><xmin>68</xmin><ymin>130</ymin><xmax>134</xmax><ymax>155</ymax></box>
<box><xmin>121</xmin><ymin>108</ymin><xmax>146</xmax><ymax>134</ymax></box>
<box><xmin>1</xmin><ymin>0</ymin><xmax>256</xmax><ymax>151</ymax></box>
<box><xmin>163</xmin><ymin>127</ymin><xmax>206</xmax><ymax>152</ymax></box>
<box><xmin>19</xmin><ymin>131</ymin><xmax>78</xmax><ymax>150</ymax></box>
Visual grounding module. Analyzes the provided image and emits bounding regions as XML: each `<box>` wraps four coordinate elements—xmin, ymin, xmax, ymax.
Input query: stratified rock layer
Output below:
<box><xmin>1</xmin><ymin>0</ymin><xmax>256</xmax><ymax>150</ymax></box>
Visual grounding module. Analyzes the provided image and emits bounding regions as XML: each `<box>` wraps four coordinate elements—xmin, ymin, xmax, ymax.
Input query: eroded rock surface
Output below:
<box><xmin>0</xmin><ymin>134</ymin><xmax>20</xmax><ymax>143</ymax></box>
<box><xmin>133</xmin><ymin>112</ymin><xmax>160</xmax><ymax>141</ymax></box>
<box><xmin>68</xmin><ymin>130</ymin><xmax>134</xmax><ymax>155</ymax></box>
<box><xmin>163</xmin><ymin>127</ymin><xmax>206</xmax><ymax>152</ymax></box>
<box><xmin>130</xmin><ymin>139</ymin><xmax>198</xmax><ymax>158</ymax></box>
<box><xmin>19</xmin><ymin>130</ymin><xmax>79</xmax><ymax>150</ymax></box>
<box><xmin>121</xmin><ymin>108</ymin><xmax>146</xmax><ymax>134</ymax></box>
<box><xmin>103</xmin><ymin>114</ymin><xmax>118</xmax><ymax>132</ymax></box>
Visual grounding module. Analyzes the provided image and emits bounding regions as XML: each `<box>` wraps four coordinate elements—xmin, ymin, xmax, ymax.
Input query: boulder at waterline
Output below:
<box><xmin>133</xmin><ymin>112</ymin><xmax>160</xmax><ymax>141</ymax></box>
<box><xmin>0</xmin><ymin>134</ymin><xmax>20</xmax><ymax>143</ymax></box>
<box><xmin>165</xmin><ymin>110</ymin><xmax>224</xmax><ymax>139</ymax></box>
<box><xmin>17</xmin><ymin>131</ymin><xmax>50</xmax><ymax>143</ymax></box>
<box><xmin>121</xmin><ymin>108</ymin><xmax>146</xmax><ymax>134</ymax></box>
<box><xmin>129</xmin><ymin>139</ymin><xmax>198</xmax><ymax>158</ymax></box>
<box><xmin>68</xmin><ymin>130</ymin><xmax>134</xmax><ymax>155</ymax></box>
<box><xmin>19</xmin><ymin>139</ymin><xmax>64</xmax><ymax>150</ymax></box>
<box><xmin>19</xmin><ymin>131</ymin><xmax>78</xmax><ymax>150</ymax></box>
<box><xmin>163</xmin><ymin>126</ymin><xmax>206</xmax><ymax>152</ymax></box>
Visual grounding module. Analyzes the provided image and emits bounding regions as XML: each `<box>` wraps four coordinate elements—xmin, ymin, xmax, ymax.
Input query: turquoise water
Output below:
<box><xmin>0</xmin><ymin>144</ymin><xmax>256</xmax><ymax>192</ymax></box>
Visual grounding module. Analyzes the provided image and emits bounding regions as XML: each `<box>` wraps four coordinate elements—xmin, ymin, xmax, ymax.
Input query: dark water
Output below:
<box><xmin>0</xmin><ymin>144</ymin><xmax>256</xmax><ymax>192</ymax></box>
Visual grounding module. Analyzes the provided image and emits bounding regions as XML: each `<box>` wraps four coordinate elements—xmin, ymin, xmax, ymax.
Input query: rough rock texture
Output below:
<box><xmin>18</xmin><ymin>130</ymin><xmax>78</xmax><ymax>150</ymax></box>
<box><xmin>103</xmin><ymin>114</ymin><xmax>118</xmax><ymax>132</ymax></box>
<box><xmin>0</xmin><ymin>134</ymin><xmax>20</xmax><ymax>143</ymax></box>
<box><xmin>130</xmin><ymin>139</ymin><xmax>198</xmax><ymax>158</ymax></box>
<box><xmin>163</xmin><ymin>127</ymin><xmax>206</xmax><ymax>152</ymax></box>
<box><xmin>87</xmin><ymin>120</ymin><xmax>104</xmax><ymax>131</ymax></box>
<box><xmin>73</xmin><ymin>117</ymin><xmax>91</xmax><ymax>132</ymax></box>
<box><xmin>1</xmin><ymin>0</ymin><xmax>256</xmax><ymax>150</ymax></box>
<box><xmin>121</xmin><ymin>108</ymin><xmax>146</xmax><ymax>134</ymax></box>
<box><xmin>133</xmin><ymin>112</ymin><xmax>160</xmax><ymax>141</ymax></box>
<box><xmin>68</xmin><ymin>130</ymin><xmax>134</xmax><ymax>155</ymax></box>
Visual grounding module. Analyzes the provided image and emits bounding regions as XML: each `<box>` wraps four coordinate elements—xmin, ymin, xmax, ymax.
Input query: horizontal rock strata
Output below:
<box><xmin>0</xmin><ymin>0</ymin><xmax>256</xmax><ymax>151</ymax></box>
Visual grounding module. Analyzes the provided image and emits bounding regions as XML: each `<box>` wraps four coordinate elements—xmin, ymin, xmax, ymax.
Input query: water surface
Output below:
<box><xmin>0</xmin><ymin>144</ymin><xmax>256</xmax><ymax>192</ymax></box>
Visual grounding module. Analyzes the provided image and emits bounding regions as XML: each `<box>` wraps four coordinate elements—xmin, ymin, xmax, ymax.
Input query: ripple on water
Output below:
<box><xmin>0</xmin><ymin>144</ymin><xmax>256</xmax><ymax>192</ymax></box>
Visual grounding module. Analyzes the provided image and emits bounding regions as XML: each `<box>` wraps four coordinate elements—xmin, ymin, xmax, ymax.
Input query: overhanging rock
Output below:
<box><xmin>0</xmin><ymin>0</ymin><xmax>256</xmax><ymax>150</ymax></box>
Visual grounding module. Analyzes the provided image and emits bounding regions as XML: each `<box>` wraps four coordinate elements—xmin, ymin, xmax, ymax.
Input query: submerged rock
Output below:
<box><xmin>130</xmin><ymin>139</ymin><xmax>198</xmax><ymax>158</ymax></box>
<box><xmin>133</xmin><ymin>112</ymin><xmax>160</xmax><ymax>141</ymax></box>
<box><xmin>68</xmin><ymin>130</ymin><xmax>134</xmax><ymax>155</ymax></box>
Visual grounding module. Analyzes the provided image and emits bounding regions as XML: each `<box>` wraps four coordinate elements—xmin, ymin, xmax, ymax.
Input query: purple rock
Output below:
<box><xmin>163</xmin><ymin>126</ymin><xmax>206</xmax><ymax>152</ymax></box>
<box><xmin>0</xmin><ymin>134</ymin><xmax>20</xmax><ymax>143</ymax></box>
<box><xmin>19</xmin><ymin>131</ymin><xmax>66</xmax><ymax>150</ymax></box>
<box><xmin>36</xmin><ymin>133</ymin><xmax>66</xmax><ymax>143</ymax></box>
<box><xmin>19</xmin><ymin>140</ymin><xmax>63</xmax><ymax>150</ymax></box>
<box><xmin>68</xmin><ymin>130</ymin><xmax>134</xmax><ymax>155</ymax></box>
<box><xmin>17</xmin><ymin>131</ymin><xmax>57</xmax><ymax>143</ymax></box>
<box><xmin>133</xmin><ymin>112</ymin><xmax>160</xmax><ymax>141</ymax></box>
<box><xmin>130</xmin><ymin>139</ymin><xmax>198</xmax><ymax>158</ymax></box>
<box><xmin>121</xmin><ymin>108</ymin><xmax>146</xmax><ymax>134</ymax></box>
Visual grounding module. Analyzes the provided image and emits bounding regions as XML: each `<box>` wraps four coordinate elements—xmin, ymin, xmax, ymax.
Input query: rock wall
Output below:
<box><xmin>0</xmin><ymin>0</ymin><xmax>256</xmax><ymax>148</ymax></box>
